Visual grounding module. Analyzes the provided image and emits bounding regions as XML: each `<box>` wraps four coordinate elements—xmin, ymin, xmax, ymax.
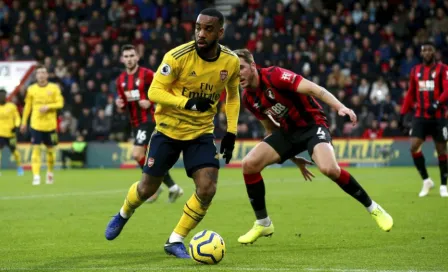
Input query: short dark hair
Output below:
<box><xmin>199</xmin><ymin>8</ymin><xmax>224</xmax><ymax>27</ymax></box>
<box><xmin>121</xmin><ymin>44</ymin><xmax>136</xmax><ymax>54</ymax></box>
<box><xmin>421</xmin><ymin>41</ymin><xmax>436</xmax><ymax>48</ymax></box>
<box><xmin>0</xmin><ymin>88</ymin><xmax>6</xmax><ymax>94</ymax></box>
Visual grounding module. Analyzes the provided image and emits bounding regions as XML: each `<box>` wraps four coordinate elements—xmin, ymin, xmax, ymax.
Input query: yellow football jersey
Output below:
<box><xmin>0</xmin><ymin>102</ymin><xmax>21</xmax><ymax>138</ymax></box>
<box><xmin>148</xmin><ymin>41</ymin><xmax>240</xmax><ymax>140</ymax></box>
<box><xmin>22</xmin><ymin>82</ymin><xmax>64</xmax><ymax>132</ymax></box>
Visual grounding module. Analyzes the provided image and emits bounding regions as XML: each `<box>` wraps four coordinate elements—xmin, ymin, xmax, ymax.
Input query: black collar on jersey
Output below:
<box><xmin>194</xmin><ymin>42</ymin><xmax>221</xmax><ymax>62</ymax></box>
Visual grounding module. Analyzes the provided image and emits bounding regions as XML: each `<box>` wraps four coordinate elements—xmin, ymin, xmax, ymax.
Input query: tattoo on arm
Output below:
<box><xmin>318</xmin><ymin>88</ymin><xmax>326</xmax><ymax>99</ymax></box>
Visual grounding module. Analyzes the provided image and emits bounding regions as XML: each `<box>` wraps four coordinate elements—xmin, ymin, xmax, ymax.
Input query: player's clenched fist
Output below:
<box><xmin>220</xmin><ymin>132</ymin><xmax>236</xmax><ymax>164</ymax></box>
<box><xmin>185</xmin><ymin>97</ymin><xmax>214</xmax><ymax>112</ymax></box>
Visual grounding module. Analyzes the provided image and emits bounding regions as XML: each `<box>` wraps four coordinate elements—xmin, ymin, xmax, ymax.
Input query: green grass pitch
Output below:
<box><xmin>0</xmin><ymin>167</ymin><xmax>447</xmax><ymax>272</ymax></box>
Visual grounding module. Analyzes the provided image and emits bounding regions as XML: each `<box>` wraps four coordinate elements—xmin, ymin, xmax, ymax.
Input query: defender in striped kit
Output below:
<box><xmin>400</xmin><ymin>42</ymin><xmax>448</xmax><ymax>197</ymax></box>
<box><xmin>235</xmin><ymin>48</ymin><xmax>393</xmax><ymax>245</ymax></box>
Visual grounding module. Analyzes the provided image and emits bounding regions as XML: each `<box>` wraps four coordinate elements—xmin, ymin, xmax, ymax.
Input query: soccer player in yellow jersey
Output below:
<box><xmin>20</xmin><ymin>65</ymin><xmax>64</xmax><ymax>185</ymax></box>
<box><xmin>0</xmin><ymin>89</ymin><xmax>23</xmax><ymax>176</ymax></box>
<box><xmin>105</xmin><ymin>8</ymin><xmax>240</xmax><ymax>258</ymax></box>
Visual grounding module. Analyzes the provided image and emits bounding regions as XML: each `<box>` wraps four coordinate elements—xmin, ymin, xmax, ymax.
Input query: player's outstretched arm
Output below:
<box><xmin>296</xmin><ymin>78</ymin><xmax>357</xmax><ymax>125</ymax></box>
<box><xmin>259</xmin><ymin>119</ymin><xmax>314</xmax><ymax>181</ymax></box>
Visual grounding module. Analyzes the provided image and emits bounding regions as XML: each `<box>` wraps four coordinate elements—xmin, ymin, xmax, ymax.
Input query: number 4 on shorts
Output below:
<box><xmin>316</xmin><ymin>127</ymin><xmax>326</xmax><ymax>139</ymax></box>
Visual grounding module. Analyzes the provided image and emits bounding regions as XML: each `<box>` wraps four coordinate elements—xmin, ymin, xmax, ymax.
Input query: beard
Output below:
<box><xmin>195</xmin><ymin>39</ymin><xmax>218</xmax><ymax>55</ymax></box>
<box><xmin>423</xmin><ymin>56</ymin><xmax>435</xmax><ymax>65</ymax></box>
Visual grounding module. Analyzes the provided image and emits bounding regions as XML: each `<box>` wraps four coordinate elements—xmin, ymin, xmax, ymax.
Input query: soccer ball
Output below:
<box><xmin>189</xmin><ymin>230</ymin><xmax>226</xmax><ymax>264</ymax></box>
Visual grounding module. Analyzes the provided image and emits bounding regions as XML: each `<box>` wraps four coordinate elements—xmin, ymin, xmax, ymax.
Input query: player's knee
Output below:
<box><xmin>319</xmin><ymin>164</ymin><xmax>340</xmax><ymax>179</ymax></box>
<box><xmin>196</xmin><ymin>181</ymin><xmax>216</xmax><ymax>202</ymax></box>
<box><xmin>131</xmin><ymin>150</ymin><xmax>145</xmax><ymax>162</ymax></box>
<box><xmin>410</xmin><ymin>146</ymin><xmax>419</xmax><ymax>154</ymax></box>
<box><xmin>242</xmin><ymin>156</ymin><xmax>263</xmax><ymax>174</ymax></box>
<box><xmin>138</xmin><ymin>174</ymin><xmax>162</xmax><ymax>199</ymax></box>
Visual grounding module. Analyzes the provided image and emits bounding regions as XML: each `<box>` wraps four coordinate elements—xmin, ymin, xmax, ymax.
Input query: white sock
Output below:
<box><xmin>256</xmin><ymin>216</ymin><xmax>271</xmax><ymax>227</ymax></box>
<box><xmin>169</xmin><ymin>231</ymin><xmax>184</xmax><ymax>243</ymax></box>
<box><xmin>366</xmin><ymin>200</ymin><xmax>378</xmax><ymax>213</ymax></box>
<box><xmin>423</xmin><ymin>178</ymin><xmax>432</xmax><ymax>183</ymax></box>
<box><xmin>169</xmin><ymin>184</ymin><xmax>179</xmax><ymax>192</ymax></box>
<box><xmin>33</xmin><ymin>175</ymin><xmax>40</xmax><ymax>179</ymax></box>
<box><xmin>119</xmin><ymin>207</ymin><xmax>132</xmax><ymax>219</ymax></box>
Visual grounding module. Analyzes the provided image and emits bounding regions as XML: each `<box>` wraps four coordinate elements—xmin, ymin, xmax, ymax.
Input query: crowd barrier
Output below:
<box><xmin>0</xmin><ymin>139</ymin><xmax>442</xmax><ymax>169</ymax></box>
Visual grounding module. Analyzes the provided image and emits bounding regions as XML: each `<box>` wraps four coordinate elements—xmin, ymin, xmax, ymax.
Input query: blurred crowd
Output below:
<box><xmin>1</xmin><ymin>0</ymin><xmax>448</xmax><ymax>142</ymax></box>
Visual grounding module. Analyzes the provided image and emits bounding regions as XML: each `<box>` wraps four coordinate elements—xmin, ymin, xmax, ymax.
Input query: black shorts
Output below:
<box><xmin>133</xmin><ymin>122</ymin><xmax>155</xmax><ymax>146</ymax></box>
<box><xmin>411</xmin><ymin>118</ymin><xmax>448</xmax><ymax>142</ymax></box>
<box><xmin>30</xmin><ymin>129</ymin><xmax>58</xmax><ymax>146</ymax></box>
<box><xmin>143</xmin><ymin>131</ymin><xmax>219</xmax><ymax>178</ymax></box>
<box><xmin>0</xmin><ymin>136</ymin><xmax>17</xmax><ymax>152</ymax></box>
<box><xmin>264</xmin><ymin>125</ymin><xmax>332</xmax><ymax>164</ymax></box>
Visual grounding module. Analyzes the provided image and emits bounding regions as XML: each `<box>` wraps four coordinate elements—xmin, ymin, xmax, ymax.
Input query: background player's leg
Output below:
<box><xmin>31</xmin><ymin>145</ymin><xmax>41</xmax><ymax>185</ymax></box>
<box><xmin>132</xmin><ymin>145</ymin><xmax>147</xmax><ymax>170</ymax></box>
<box><xmin>46</xmin><ymin>146</ymin><xmax>55</xmax><ymax>184</ymax></box>
<box><xmin>8</xmin><ymin>140</ymin><xmax>23</xmax><ymax>176</ymax></box>
<box><xmin>434</xmin><ymin>141</ymin><xmax>448</xmax><ymax>197</ymax></box>
<box><xmin>312</xmin><ymin>142</ymin><xmax>393</xmax><ymax>231</ymax></box>
<box><xmin>410</xmin><ymin>137</ymin><xmax>429</xmax><ymax>180</ymax></box>
<box><xmin>164</xmin><ymin>172</ymin><xmax>184</xmax><ymax>203</ymax></box>
<box><xmin>410</xmin><ymin>137</ymin><xmax>433</xmax><ymax>197</ymax></box>
<box><xmin>169</xmin><ymin>167</ymin><xmax>217</xmax><ymax>245</ymax></box>
<box><xmin>242</xmin><ymin>142</ymin><xmax>281</xmax><ymax>225</ymax></box>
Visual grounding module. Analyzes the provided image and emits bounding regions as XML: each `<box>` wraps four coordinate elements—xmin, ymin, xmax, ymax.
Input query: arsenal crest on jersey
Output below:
<box><xmin>220</xmin><ymin>70</ymin><xmax>228</xmax><ymax>82</ymax></box>
<box><xmin>266</xmin><ymin>88</ymin><xmax>275</xmax><ymax>100</ymax></box>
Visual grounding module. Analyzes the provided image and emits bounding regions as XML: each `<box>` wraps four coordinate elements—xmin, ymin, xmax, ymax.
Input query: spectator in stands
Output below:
<box><xmin>92</xmin><ymin>109</ymin><xmax>111</xmax><ymax>141</ymax></box>
<box><xmin>383</xmin><ymin>120</ymin><xmax>402</xmax><ymax>137</ymax></box>
<box><xmin>109</xmin><ymin>107</ymin><xmax>130</xmax><ymax>142</ymax></box>
<box><xmin>3</xmin><ymin>0</ymin><xmax>445</xmax><ymax>141</ymax></box>
<box><xmin>362</xmin><ymin>120</ymin><xmax>384</xmax><ymax>140</ymax></box>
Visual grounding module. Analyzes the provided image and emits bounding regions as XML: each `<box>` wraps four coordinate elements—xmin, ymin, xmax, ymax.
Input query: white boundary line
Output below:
<box><xmin>0</xmin><ymin>172</ymin><xmax>406</xmax><ymax>201</ymax></box>
<box><xmin>0</xmin><ymin>267</ymin><xmax>442</xmax><ymax>272</ymax></box>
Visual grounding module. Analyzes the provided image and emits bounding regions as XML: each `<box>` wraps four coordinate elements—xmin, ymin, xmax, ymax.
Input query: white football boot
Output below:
<box><xmin>32</xmin><ymin>175</ymin><xmax>41</xmax><ymax>186</ymax></box>
<box><xmin>419</xmin><ymin>178</ymin><xmax>434</xmax><ymax>197</ymax></box>
<box><xmin>440</xmin><ymin>185</ymin><xmax>448</xmax><ymax>197</ymax></box>
<box><xmin>46</xmin><ymin>172</ymin><xmax>54</xmax><ymax>184</ymax></box>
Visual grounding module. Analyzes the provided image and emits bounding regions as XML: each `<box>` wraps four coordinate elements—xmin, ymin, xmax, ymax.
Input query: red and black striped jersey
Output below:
<box><xmin>401</xmin><ymin>63</ymin><xmax>448</xmax><ymax>119</ymax></box>
<box><xmin>242</xmin><ymin>66</ymin><xmax>328</xmax><ymax>131</ymax></box>
<box><xmin>116</xmin><ymin>66</ymin><xmax>155</xmax><ymax>127</ymax></box>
